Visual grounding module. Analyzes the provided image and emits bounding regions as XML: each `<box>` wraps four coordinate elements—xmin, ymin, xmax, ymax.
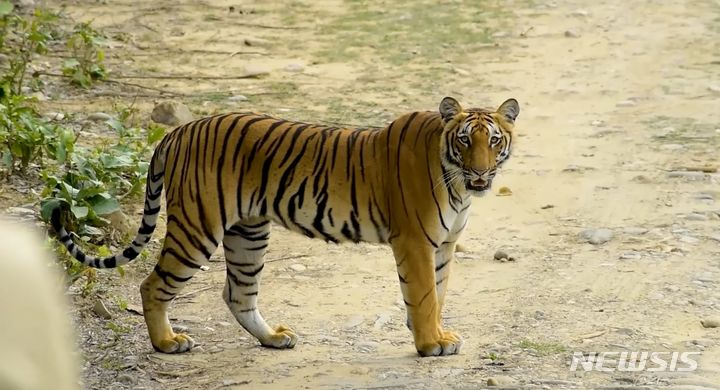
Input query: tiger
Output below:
<box><xmin>51</xmin><ymin>96</ymin><xmax>519</xmax><ymax>357</ymax></box>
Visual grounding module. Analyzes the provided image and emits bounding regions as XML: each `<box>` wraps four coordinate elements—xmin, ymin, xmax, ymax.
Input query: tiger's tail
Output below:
<box><xmin>51</xmin><ymin>138</ymin><xmax>169</xmax><ymax>269</ymax></box>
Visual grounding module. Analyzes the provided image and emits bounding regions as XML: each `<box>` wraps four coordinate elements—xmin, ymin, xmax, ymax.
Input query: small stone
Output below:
<box><xmin>289</xmin><ymin>263</ymin><xmax>306</xmax><ymax>272</ymax></box>
<box><xmin>488</xmin><ymin>375</ymin><xmax>516</xmax><ymax>386</ymax></box>
<box><xmin>116</xmin><ymin>374</ymin><xmax>136</xmax><ymax>386</ymax></box>
<box><xmin>491</xmin><ymin>31</ymin><xmax>509</xmax><ymax>38</ymax></box>
<box><xmin>284</xmin><ymin>63</ymin><xmax>304</xmax><ymax>72</ymax></box>
<box><xmin>6</xmin><ymin>207</ymin><xmax>35</xmax><ymax>216</ymax></box>
<box><xmin>87</xmin><ymin>112</ymin><xmax>113</xmax><ymax>122</ymax></box>
<box><xmin>343</xmin><ymin>314</ymin><xmax>364</xmax><ymax>330</ymax></box>
<box><xmin>42</xmin><ymin>112</ymin><xmax>64</xmax><ymax>121</ymax></box>
<box><xmin>208</xmin><ymin>345</ymin><xmax>224</xmax><ymax>353</ymax></box>
<box><xmin>709</xmin><ymin>84</ymin><xmax>720</xmax><ymax>93</ymax></box>
<box><xmin>227</xmin><ymin>94</ymin><xmax>248</xmax><ymax>102</ymax></box>
<box><xmin>678</xmin><ymin>235</ymin><xmax>700</xmax><ymax>244</ymax></box>
<box><xmin>700</xmin><ymin>318</ymin><xmax>720</xmax><ymax>328</ymax></box>
<box><xmin>243</xmin><ymin>37</ymin><xmax>272</xmax><ymax>47</ymax></box>
<box><xmin>685</xmin><ymin>213</ymin><xmax>709</xmax><ymax>221</ymax></box>
<box><xmin>453</xmin><ymin>67</ymin><xmax>470</xmax><ymax>76</ymax></box>
<box><xmin>540</xmin><ymin>204</ymin><xmax>554</xmax><ymax>209</ymax></box>
<box><xmin>579</xmin><ymin>228</ymin><xmax>613</xmax><ymax>245</ymax></box>
<box><xmin>356</xmin><ymin>341</ymin><xmax>378</xmax><ymax>353</ymax></box>
<box><xmin>708</xmin><ymin>234</ymin><xmax>720</xmax><ymax>243</ymax></box>
<box><xmin>217</xmin><ymin>321</ymin><xmax>233</xmax><ymax>327</ymax></box>
<box><xmin>660</xmin><ymin>144</ymin><xmax>684</xmax><ymax>151</ymax></box>
<box><xmin>590</xmin><ymin>119</ymin><xmax>604</xmax><ymax>126</ymax></box>
<box><xmin>632</xmin><ymin>175</ymin><xmax>652</xmax><ymax>183</ymax></box>
<box><xmin>373</xmin><ymin>313</ymin><xmax>392</xmax><ymax>329</ymax></box>
<box><xmin>616</xmin><ymin>100</ymin><xmax>636</xmax><ymax>107</ymax></box>
<box><xmin>534</xmin><ymin>310</ymin><xmax>545</xmax><ymax>320</ymax></box>
<box><xmin>622</xmin><ymin>227</ymin><xmax>648</xmax><ymax>235</ymax></box>
<box><xmin>151</xmin><ymin>101</ymin><xmax>194</xmax><ymax>126</ymax></box>
<box><xmin>172</xmin><ymin>324</ymin><xmax>190</xmax><ymax>333</ymax></box>
<box><xmin>243</xmin><ymin>64</ymin><xmax>270</xmax><ymax>77</ymax></box>
<box><xmin>619</xmin><ymin>251</ymin><xmax>641</xmax><ymax>260</ymax></box>
<box><xmin>648</xmin><ymin>291</ymin><xmax>665</xmax><ymax>300</ymax></box>
<box><xmin>570</xmin><ymin>9</ymin><xmax>589</xmax><ymax>16</ymax></box>
<box><xmin>496</xmin><ymin>186</ymin><xmax>512</xmax><ymax>196</ymax></box>
<box><xmin>493</xmin><ymin>250</ymin><xmax>515</xmax><ymax>262</ymax></box>
<box><xmin>29</xmin><ymin>91</ymin><xmax>47</xmax><ymax>101</ymax></box>
<box><xmin>564</xmin><ymin>29</ymin><xmax>580</xmax><ymax>38</ymax></box>
<box><xmin>93</xmin><ymin>299</ymin><xmax>113</xmax><ymax>319</ymax></box>
<box><xmin>667</xmin><ymin>171</ymin><xmax>706</xmax><ymax>180</ymax></box>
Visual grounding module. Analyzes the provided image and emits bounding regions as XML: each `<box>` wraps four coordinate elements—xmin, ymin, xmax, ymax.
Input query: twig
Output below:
<box><xmin>108</xmin><ymin>73</ymin><xmax>267</xmax><ymax>80</ymax></box>
<box><xmin>36</xmin><ymin>71</ymin><xmax>185</xmax><ymax>96</ymax></box>
<box><xmin>266</xmin><ymin>254</ymin><xmax>308</xmax><ymax>263</ymax></box>
<box><xmin>155</xmin><ymin>368</ymin><xmax>204</xmax><ymax>377</ymax></box>
<box><xmin>176</xmin><ymin>286</ymin><xmax>213</xmax><ymax>299</ymax></box>
<box><xmin>234</xmin><ymin>22</ymin><xmax>304</xmax><ymax>30</ymax></box>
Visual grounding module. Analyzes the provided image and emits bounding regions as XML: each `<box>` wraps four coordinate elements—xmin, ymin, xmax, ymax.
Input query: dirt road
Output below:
<box><xmin>47</xmin><ymin>0</ymin><xmax>720</xmax><ymax>388</ymax></box>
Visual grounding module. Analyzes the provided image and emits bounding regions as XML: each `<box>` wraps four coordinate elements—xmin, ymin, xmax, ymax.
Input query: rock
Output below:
<box><xmin>93</xmin><ymin>299</ymin><xmax>113</xmax><ymax>319</ymax></box>
<box><xmin>695</xmin><ymin>193</ymin><xmax>715</xmax><ymax>201</ymax></box>
<box><xmin>108</xmin><ymin>210</ymin><xmax>132</xmax><ymax>237</ymax></box>
<box><xmin>616</xmin><ymin>100</ymin><xmax>636</xmax><ymax>107</ymax></box>
<box><xmin>570</xmin><ymin>9</ymin><xmax>589</xmax><ymax>16</ymax></box>
<box><xmin>579</xmin><ymin>228</ymin><xmax>614</xmax><ymax>245</ymax></box>
<box><xmin>622</xmin><ymin>227</ymin><xmax>648</xmax><ymax>235</ymax></box>
<box><xmin>708</xmin><ymin>234</ymin><xmax>720</xmax><ymax>243</ymax></box>
<box><xmin>243</xmin><ymin>64</ymin><xmax>270</xmax><ymax>77</ymax></box>
<box><xmin>227</xmin><ymin>94</ymin><xmax>248</xmax><ymax>102</ymax></box>
<box><xmin>619</xmin><ymin>251</ymin><xmax>641</xmax><ymax>260</ymax></box>
<box><xmin>496</xmin><ymin>186</ymin><xmax>512</xmax><ymax>196</ymax></box>
<box><xmin>42</xmin><ymin>112</ymin><xmax>65</xmax><ymax>121</ymax></box>
<box><xmin>488</xmin><ymin>375</ymin><xmax>516</xmax><ymax>386</ymax></box>
<box><xmin>667</xmin><ymin>171</ymin><xmax>706</xmax><ymax>180</ymax></box>
<box><xmin>491</xmin><ymin>31</ymin><xmax>509</xmax><ymax>38</ymax></box>
<box><xmin>564</xmin><ymin>29</ymin><xmax>580</xmax><ymax>38</ymax></box>
<box><xmin>217</xmin><ymin>321</ymin><xmax>233</xmax><ymax>327</ymax></box>
<box><xmin>631</xmin><ymin>175</ymin><xmax>652</xmax><ymax>183</ymax></box>
<box><xmin>116</xmin><ymin>374</ymin><xmax>136</xmax><ymax>386</ymax></box>
<box><xmin>284</xmin><ymin>63</ymin><xmax>304</xmax><ymax>72</ymax></box>
<box><xmin>453</xmin><ymin>67</ymin><xmax>470</xmax><ymax>76</ymax></box>
<box><xmin>6</xmin><ymin>207</ymin><xmax>35</xmax><ymax>216</ymax></box>
<box><xmin>243</xmin><ymin>37</ymin><xmax>272</xmax><ymax>47</ymax></box>
<box><xmin>151</xmin><ymin>101</ymin><xmax>194</xmax><ymax>126</ymax></box>
<box><xmin>685</xmin><ymin>213</ymin><xmax>709</xmax><ymax>221</ymax></box>
<box><xmin>373</xmin><ymin>313</ymin><xmax>392</xmax><ymax>329</ymax></box>
<box><xmin>534</xmin><ymin>310</ymin><xmax>545</xmax><ymax>320</ymax></box>
<box><xmin>343</xmin><ymin>314</ymin><xmax>364</xmax><ymax>330</ymax></box>
<box><xmin>660</xmin><ymin>143</ymin><xmax>684</xmax><ymax>151</ymax></box>
<box><xmin>590</xmin><ymin>120</ymin><xmax>604</xmax><ymax>126</ymax></box>
<box><xmin>678</xmin><ymin>235</ymin><xmax>700</xmax><ymax>244</ymax></box>
<box><xmin>695</xmin><ymin>273</ymin><xmax>715</xmax><ymax>283</ymax></box>
<box><xmin>493</xmin><ymin>250</ymin><xmax>515</xmax><ymax>262</ymax></box>
<box><xmin>172</xmin><ymin>324</ymin><xmax>190</xmax><ymax>333</ymax></box>
<box><xmin>356</xmin><ymin>341</ymin><xmax>379</xmax><ymax>353</ymax></box>
<box><xmin>29</xmin><ymin>91</ymin><xmax>48</xmax><ymax>101</ymax></box>
<box><xmin>87</xmin><ymin>112</ymin><xmax>113</xmax><ymax>122</ymax></box>
<box><xmin>709</xmin><ymin>84</ymin><xmax>720</xmax><ymax>93</ymax></box>
<box><xmin>289</xmin><ymin>263</ymin><xmax>306</xmax><ymax>272</ymax></box>
<box><xmin>700</xmin><ymin>318</ymin><xmax>720</xmax><ymax>328</ymax></box>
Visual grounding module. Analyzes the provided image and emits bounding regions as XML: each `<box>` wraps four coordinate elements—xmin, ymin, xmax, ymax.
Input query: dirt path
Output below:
<box><xmin>46</xmin><ymin>0</ymin><xmax>720</xmax><ymax>388</ymax></box>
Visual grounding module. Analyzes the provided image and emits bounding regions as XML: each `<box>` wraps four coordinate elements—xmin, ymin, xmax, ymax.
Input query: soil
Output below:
<box><xmin>6</xmin><ymin>0</ymin><xmax>720</xmax><ymax>388</ymax></box>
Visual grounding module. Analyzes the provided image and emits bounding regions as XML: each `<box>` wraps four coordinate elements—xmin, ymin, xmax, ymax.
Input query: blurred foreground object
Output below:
<box><xmin>0</xmin><ymin>218</ymin><xmax>79</xmax><ymax>390</ymax></box>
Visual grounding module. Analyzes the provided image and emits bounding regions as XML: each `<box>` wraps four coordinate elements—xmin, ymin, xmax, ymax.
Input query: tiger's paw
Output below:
<box><xmin>416</xmin><ymin>330</ymin><xmax>462</xmax><ymax>357</ymax></box>
<box><xmin>259</xmin><ymin>324</ymin><xmax>298</xmax><ymax>349</ymax></box>
<box><xmin>153</xmin><ymin>333</ymin><xmax>195</xmax><ymax>354</ymax></box>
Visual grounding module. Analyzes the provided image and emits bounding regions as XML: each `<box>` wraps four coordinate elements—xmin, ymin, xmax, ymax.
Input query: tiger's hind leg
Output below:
<box><xmin>222</xmin><ymin>219</ymin><xmax>297</xmax><ymax>349</ymax></box>
<box><xmin>140</xmin><ymin>221</ymin><xmax>219</xmax><ymax>353</ymax></box>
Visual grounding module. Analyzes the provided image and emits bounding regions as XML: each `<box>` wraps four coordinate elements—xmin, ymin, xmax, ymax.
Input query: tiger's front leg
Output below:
<box><xmin>392</xmin><ymin>240</ymin><xmax>462</xmax><ymax>356</ymax></box>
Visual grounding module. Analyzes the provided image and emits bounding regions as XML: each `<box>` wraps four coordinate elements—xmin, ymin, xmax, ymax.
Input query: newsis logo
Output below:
<box><xmin>570</xmin><ymin>351</ymin><xmax>700</xmax><ymax>372</ymax></box>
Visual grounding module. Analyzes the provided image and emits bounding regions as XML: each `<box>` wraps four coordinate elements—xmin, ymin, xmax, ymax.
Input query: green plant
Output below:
<box><xmin>40</xmin><ymin>104</ymin><xmax>165</xmax><ymax>236</ymax></box>
<box><xmin>518</xmin><ymin>339</ymin><xmax>567</xmax><ymax>356</ymax></box>
<box><xmin>62</xmin><ymin>22</ymin><xmax>107</xmax><ymax>87</ymax></box>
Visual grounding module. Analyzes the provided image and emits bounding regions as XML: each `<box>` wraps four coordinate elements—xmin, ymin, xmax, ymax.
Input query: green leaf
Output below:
<box><xmin>71</xmin><ymin>205</ymin><xmax>89</xmax><ymax>219</ymax></box>
<box><xmin>39</xmin><ymin>198</ymin><xmax>69</xmax><ymax>222</ymax></box>
<box><xmin>147</xmin><ymin>124</ymin><xmax>166</xmax><ymax>144</ymax></box>
<box><xmin>88</xmin><ymin>195</ymin><xmax>119</xmax><ymax>215</ymax></box>
<box><xmin>0</xmin><ymin>1</ymin><xmax>13</xmax><ymax>16</ymax></box>
<box><xmin>106</xmin><ymin>118</ymin><xmax>124</xmax><ymax>132</ymax></box>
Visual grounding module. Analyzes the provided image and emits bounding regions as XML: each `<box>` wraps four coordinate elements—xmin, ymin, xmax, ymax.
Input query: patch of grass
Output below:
<box><xmin>313</xmin><ymin>0</ymin><xmax>502</xmax><ymax>66</ymax></box>
<box><xmin>518</xmin><ymin>339</ymin><xmax>566</xmax><ymax>356</ymax></box>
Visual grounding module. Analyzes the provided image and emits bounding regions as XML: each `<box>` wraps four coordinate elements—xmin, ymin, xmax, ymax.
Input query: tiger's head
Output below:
<box><xmin>438</xmin><ymin>96</ymin><xmax>519</xmax><ymax>196</ymax></box>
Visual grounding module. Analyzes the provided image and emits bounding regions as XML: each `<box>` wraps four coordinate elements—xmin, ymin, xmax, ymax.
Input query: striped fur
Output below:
<box><xmin>52</xmin><ymin>97</ymin><xmax>519</xmax><ymax>357</ymax></box>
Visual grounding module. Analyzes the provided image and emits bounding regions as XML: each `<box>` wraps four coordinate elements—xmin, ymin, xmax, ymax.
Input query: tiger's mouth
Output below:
<box><xmin>466</xmin><ymin>177</ymin><xmax>492</xmax><ymax>192</ymax></box>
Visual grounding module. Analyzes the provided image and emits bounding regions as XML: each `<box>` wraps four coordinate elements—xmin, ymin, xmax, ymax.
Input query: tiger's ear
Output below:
<box><xmin>439</xmin><ymin>97</ymin><xmax>463</xmax><ymax>122</ymax></box>
<box><xmin>497</xmin><ymin>98</ymin><xmax>520</xmax><ymax>123</ymax></box>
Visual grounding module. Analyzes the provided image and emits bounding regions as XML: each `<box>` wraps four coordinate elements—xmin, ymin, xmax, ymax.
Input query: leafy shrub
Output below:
<box><xmin>62</xmin><ymin>22</ymin><xmax>107</xmax><ymax>88</ymax></box>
